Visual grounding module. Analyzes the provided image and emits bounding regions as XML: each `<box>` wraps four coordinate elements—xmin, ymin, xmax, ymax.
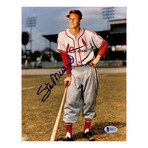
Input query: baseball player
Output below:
<box><xmin>57</xmin><ymin>10</ymin><xmax>108</xmax><ymax>141</ymax></box>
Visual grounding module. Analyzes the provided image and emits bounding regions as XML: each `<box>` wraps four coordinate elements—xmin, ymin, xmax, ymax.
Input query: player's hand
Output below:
<box><xmin>91</xmin><ymin>55</ymin><xmax>101</xmax><ymax>68</ymax></box>
<box><xmin>64</xmin><ymin>75</ymin><xmax>72</xmax><ymax>87</ymax></box>
<box><xmin>91</xmin><ymin>59</ymin><xmax>98</xmax><ymax>68</ymax></box>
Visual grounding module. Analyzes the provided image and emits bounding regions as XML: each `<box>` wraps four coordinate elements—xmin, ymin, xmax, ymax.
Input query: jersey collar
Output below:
<box><xmin>66</xmin><ymin>28</ymin><xmax>84</xmax><ymax>39</ymax></box>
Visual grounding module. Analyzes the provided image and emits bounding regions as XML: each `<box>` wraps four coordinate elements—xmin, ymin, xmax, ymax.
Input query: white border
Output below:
<box><xmin>1</xmin><ymin>0</ymin><xmax>148</xmax><ymax>147</ymax></box>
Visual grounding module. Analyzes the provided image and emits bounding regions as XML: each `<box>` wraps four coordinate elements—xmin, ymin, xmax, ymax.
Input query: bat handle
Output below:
<box><xmin>50</xmin><ymin>87</ymin><xmax>68</xmax><ymax>141</ymax></box>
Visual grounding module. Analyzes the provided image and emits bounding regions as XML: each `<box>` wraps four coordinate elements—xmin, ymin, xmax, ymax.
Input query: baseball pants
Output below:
<box><xmin>63</xmin><ymin>65</ymin><xmax>99</xmax><ymax>123</ymax></box>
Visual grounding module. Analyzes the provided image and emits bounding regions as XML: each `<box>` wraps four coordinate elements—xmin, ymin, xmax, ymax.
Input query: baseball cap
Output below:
<box><xmin>66</xmin><ymin>10</ymin><xmax>82</xmax><ymax>19</ymax></box>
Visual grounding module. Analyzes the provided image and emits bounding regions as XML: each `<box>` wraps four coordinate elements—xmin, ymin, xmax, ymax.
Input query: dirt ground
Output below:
<box><xmin>22</xmin><ymin>68</ymin><xmax>126</xmax><ymax>141</ymax></box>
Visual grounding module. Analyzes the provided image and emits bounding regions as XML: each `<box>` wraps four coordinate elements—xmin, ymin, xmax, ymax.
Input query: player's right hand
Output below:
<box><xmin>64</xmin><ymin>76</ymin><xmax>72</xmax><ymax>87</ymax></box>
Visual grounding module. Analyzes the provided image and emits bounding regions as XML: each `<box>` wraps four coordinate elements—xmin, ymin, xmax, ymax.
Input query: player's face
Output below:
<box><xmin>69</xmin><ymin>13</ymin><xmax>82</xmax><ymax>29</ymax></box>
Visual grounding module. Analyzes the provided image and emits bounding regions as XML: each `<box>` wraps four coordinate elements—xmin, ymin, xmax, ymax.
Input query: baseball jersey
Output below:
<box><xmin>57</xmin><ymin>28</ymin><xmax>108</xmax><ymax>73</ymax></box>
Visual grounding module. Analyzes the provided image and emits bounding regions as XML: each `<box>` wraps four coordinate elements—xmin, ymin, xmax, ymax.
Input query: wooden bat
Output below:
<box><xmin>50</xmin><ymin>87</ymin><xmax>68</xmax><ymax>141</ymax></box>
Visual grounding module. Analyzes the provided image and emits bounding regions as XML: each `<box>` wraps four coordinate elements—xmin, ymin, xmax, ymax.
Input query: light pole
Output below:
<box><xmin>26</xmin><ymin>17</ymin><xmax>36</xmax><ymax>52</ymax></box>
<box><xmin>102</xmin><ymin>7</ymin><xmax>114</xmax><ymax>30</ymax></box>
<box><xmin>102</xmin><ymin>7</ymin><xmax>114</xmax><ymax>65</ymax></box>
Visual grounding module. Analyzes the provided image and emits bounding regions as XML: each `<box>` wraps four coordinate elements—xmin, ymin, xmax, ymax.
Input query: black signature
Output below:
<box><xmin>37</xmin><ymin>55</ymin><xmax>74</xmax><ymax>102</ymax></box>
<box><xmin>67</xmin><ymin>45</ymin><xmax>85</xmax><ymax>52</ymax></box>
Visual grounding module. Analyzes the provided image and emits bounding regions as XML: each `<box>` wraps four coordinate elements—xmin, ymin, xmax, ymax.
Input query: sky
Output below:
<box><xmin>22</xmin><ymin>7</ymin><xmax>126</xmax><ymax>52</ymax></box>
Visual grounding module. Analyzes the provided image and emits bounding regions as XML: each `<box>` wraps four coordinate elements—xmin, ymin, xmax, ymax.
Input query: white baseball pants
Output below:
<box><xmin>63</xmin><ymin>65</ymin><xmax>99</xmax><ymax>123</ymax></box>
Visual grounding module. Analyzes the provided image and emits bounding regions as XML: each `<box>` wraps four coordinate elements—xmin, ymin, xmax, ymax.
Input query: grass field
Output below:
<box><xmin>22</xmin><ymin>68</ymin><xmax>126</xmax><ymax>141</ymax></box>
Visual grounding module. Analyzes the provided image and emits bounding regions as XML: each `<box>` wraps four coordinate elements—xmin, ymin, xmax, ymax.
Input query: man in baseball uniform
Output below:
<box><xmin>57</xmin><ymin>10</ymin><xmax>108</xmax><ymax>141</ymax></box>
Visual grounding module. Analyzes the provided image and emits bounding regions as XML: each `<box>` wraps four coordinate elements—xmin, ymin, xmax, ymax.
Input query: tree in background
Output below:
<box><xmin>22</xmin><ymin>32</ymin><xmax>30</xmax><ymax>68</ymax></box>
<box><xmin>22</xmin><ymin>32</ymin><xmax>30</xmax><ymax>51</ymax></box>
<box><xmin>31</xmin><ymin>51</ymin><xmax>41</xmax><ymax>61</ymax></box>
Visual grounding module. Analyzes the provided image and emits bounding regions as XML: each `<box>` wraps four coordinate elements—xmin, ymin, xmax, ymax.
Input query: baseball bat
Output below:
<box><xmin>50</xmin><ymin>87</ymin><xmax>68</xmax><ymax>141</ymax></box>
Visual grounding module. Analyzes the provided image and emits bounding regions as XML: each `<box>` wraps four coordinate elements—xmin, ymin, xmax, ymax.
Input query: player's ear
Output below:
<box><xmin>79</xmin><ymin>19</ymin><xmax>82</xmax><ymax>25</ymax></box>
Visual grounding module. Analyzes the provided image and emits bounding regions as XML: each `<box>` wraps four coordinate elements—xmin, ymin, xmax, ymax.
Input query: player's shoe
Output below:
<box><xmin>83</xmin><ymin>132</ymin><xmax>95</xmax><ymax>141</ymax></box>
<box><xmin>63</xmin><ymin>136</ymin><xmax>74</xmax><ymax>141</ymax></box>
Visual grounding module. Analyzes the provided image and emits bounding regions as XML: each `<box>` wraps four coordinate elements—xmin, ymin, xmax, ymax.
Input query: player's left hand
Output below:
<box><xmin>91</xmin><ymin>55</ymin><xmax>101</xmax><ymax>68</ymax></box>
<box><xmin>91</xmin><ymin>59</ymin><xmax>97</xmax><ymax>68</ymax></box>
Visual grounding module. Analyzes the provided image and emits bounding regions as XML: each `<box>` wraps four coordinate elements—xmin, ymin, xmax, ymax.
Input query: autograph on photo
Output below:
<box><xmin>37</xmin><ymin>55</ymin><xmax>74</xmax><ymax>102</ymax></box>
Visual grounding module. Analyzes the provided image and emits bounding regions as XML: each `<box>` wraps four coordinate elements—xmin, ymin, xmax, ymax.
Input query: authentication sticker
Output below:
<box><xmin>104</xmin><ymin>126</ymin><xmax>118</xmax><ymax>133</ymax></box>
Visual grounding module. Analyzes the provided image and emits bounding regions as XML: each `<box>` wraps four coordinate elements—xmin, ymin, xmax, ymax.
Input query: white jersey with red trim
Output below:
<box><xmin>57</xmin><ymin>28</ymin><xmax>105</xmax><ymax>66</ymax></box>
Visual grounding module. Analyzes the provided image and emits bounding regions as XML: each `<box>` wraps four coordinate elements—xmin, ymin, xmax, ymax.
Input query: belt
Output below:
<box><xmin>71</xmin><ymin>62</ymin><xmax>93</xmax><ymax>68</ymax></box>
